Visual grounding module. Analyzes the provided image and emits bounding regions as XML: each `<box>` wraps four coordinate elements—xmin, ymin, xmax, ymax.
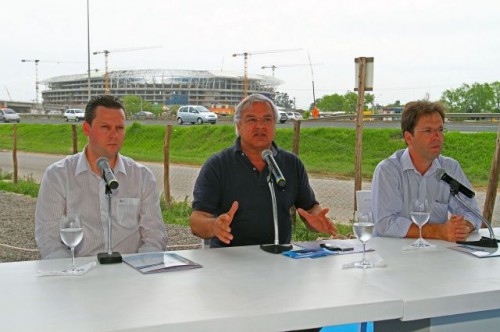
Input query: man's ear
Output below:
<box><xmin>82</xmin><ymin>121</ymin><xmax>91</xmax><ymax>137</ymax></box>
<box><xmin>403</xmin><ymin>130</ymin><xmax>412</xmax><ymax>146</ymax></box>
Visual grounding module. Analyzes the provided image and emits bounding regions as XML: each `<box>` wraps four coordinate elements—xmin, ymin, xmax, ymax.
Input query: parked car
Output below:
<box><xmin>0</xmin><ymin>108</ymin><xmax>21</xmax><ymax>123</ymax></box>
<box><xmin>47</xmin><ymin>110</ymin><xmax>62</xmax><ymax>115</ymax></box>
<box><xmin>177</xmin><ymin>105</ymin><xmax>217</xmax><ymax>125</ymax></box>
<box><xmin>64</xmin><ymin>108</ymin><xmax>85</xmax><ymax>122</ymax></box>
<box><xmin>133</xmin><ymin>111</ymin><xmax>155</xmax><ymax>120</ymax></box>
<box><xmin>287</xmin><ymin>111</ymin><xmax>303</xmax><ymax>121</ymax></box>
<box><xmin>277</xmin><ymin>110</ymin><xmax>288</xmax><ymax>123</ymax></box>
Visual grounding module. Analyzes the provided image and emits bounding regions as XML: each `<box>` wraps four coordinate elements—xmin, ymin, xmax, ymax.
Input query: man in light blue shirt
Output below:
<box><xmin>35</xmin><ymin>95</ymin><xmax>167</xmax><ymax>259</ymax></box>
<box><xmin>371</xmin><ymin>100</ymin><xmax>481</xmax><ymax>241</ymax></box>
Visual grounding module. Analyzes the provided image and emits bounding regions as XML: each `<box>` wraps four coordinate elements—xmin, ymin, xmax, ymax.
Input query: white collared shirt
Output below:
<box><xmin>371</xmin><ymin>148</ymin><xmax>482</xmax><ymax>238</ymax></box>
<box><xmin>35</xmin><ymin>150</ymin><xmax>167</xmax><ymax>259</ymax></box>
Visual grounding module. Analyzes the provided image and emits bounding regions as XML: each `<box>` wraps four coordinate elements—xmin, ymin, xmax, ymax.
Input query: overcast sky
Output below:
<box><xmin>2</xmin><ymin>0</ymin><xmax>499</xmax><ymax>109</ymax></box>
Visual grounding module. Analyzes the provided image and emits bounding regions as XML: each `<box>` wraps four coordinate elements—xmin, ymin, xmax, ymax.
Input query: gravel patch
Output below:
<box><xmin>0</xmin><ymin>191</ymin><xmax>201</xmax><ymax>263</ymax></box>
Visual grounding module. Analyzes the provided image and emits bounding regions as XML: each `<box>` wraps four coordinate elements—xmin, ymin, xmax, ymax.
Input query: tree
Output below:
<box><xmin>491</xmin><ymin>82</ymin><xmax>500</xmax><ymax>112</ymax></box>
<box><xmin>316</xmin><ymin>94</ymin><xmax>344</xmax><ymax>112</ymax></box>
<box><xmin>274</xmin><ymin>91</ymin><xmax>294</xmax><ymax>109</ymax></box>
<box><xmin>122</xmin><ymin>95</ymin><xmax>164</xmax><ymax>116</ymax></box>
<box><xmin>122</xmin><ymin>95</ymin><xmax>142</xmax><ymax>116</ymax></box>
<box><xmin>315</xmin><ymin>91</ymin><xmax>373</xmax><ymax>113</ymax></box>
<box><xmin>342</xmin><ymin>92</ymin><xmax>358</xmax><ymax>113</ymax></box>
<box><xmin>441</xmin><ymin>82</ymin><xmax>496</xmax><ymax>113</ymax></box>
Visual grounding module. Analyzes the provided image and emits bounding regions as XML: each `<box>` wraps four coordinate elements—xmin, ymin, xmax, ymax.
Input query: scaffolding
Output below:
<box><xmin>41</xmin><ymin>69</ymin><xmax>282</xmax><ymax>110</ymax></box>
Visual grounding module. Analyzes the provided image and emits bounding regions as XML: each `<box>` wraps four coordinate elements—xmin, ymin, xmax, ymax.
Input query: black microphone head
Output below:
<box><xmin>261</xmin><ymin>149</ymin><xmax>273</xmax><ymax>160</ymax></box>
<box><xmin>436</xmin><ymin>168</ymin><xmax>446</xmax><ymax>180</ymax></box>
<box><xmin>97</xmin><ymin>157</ymin><xmax>109</xmax><ymax>170</ymax></box>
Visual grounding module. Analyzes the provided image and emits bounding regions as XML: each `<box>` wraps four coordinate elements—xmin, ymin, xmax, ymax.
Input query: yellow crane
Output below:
<box><xmin>93</xmin><ymin>46</ymin><xmax>161</xmax><ymax>94</ymax></box>
<box><xmin>232</xmin><ymin>48</ymin><xmax>301</xmax><ymax>97</ymax></box>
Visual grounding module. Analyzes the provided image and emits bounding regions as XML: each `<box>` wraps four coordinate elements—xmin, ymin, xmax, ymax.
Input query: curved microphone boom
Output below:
<box><xmin>261</xmin><ymin>149</ymin><xmax>286</xmax><ymax>188</ymax></box>
<box><xmin>97</xmin><ymin>157</ymin><xmax>119</xmax><ymax>190</ymax></box>
<box><xmin>436</xmin><ymin>169</ymin><xmax>498</xmax><ymax>249</ymax></box>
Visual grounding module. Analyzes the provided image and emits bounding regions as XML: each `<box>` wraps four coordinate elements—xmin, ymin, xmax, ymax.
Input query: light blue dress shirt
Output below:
<box><xmin>35</xmin><ymin>150</ymin><xmax>167</xmax><ymax>259</ymax></box>
<box><xmin>371</xmin><ymin>148</ymin><xmax>482</xmax><ymax>238</ymax></box>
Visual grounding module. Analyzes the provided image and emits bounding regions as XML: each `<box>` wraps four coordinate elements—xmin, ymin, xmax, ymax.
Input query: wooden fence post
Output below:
<box><xmin>483</xmin><ymin>121</ymin><xmax>500</xmax><ymax>223</ymax></box>
<box><xmin>354</xmin><ymin>58</ymin><xmax>367</xmax><ymax>212</ymax></box>
<box><xmin>164</xmin><ymin>125</ymin><xmax>173</xmax><ymax>208</ymax></box>
<box><xmin>291</xmin><ymin>120</ymin><xmax>302</xmax><ymax>224</ymax></box>
<box><xmin>292</xmin><ymin>120</ymin><xmax>301</xmax><ymax>156</ymax></box>
<box><xmin>13</xmin><ymin>124</ymin><xmax>18</xmax><ymax>184</ymax></box>
<box><xmin>72</xmin><ymin>124</ymin><xmax>78</xmax><ymax>154</ymax></box>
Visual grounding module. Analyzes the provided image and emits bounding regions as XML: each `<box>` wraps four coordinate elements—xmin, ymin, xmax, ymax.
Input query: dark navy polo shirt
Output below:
<box><xmin>192</xmin><ymin>138</ymin><xmax>318</xmax><ymax>248</ymax></box>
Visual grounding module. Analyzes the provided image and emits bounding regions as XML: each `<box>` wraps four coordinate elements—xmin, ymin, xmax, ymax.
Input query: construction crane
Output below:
<box><xmin>232</xmin><ymin>48</ymin><xmax>302</xmax><ymax>97</ymax></box>
<box><xmin>93</xmin><ymin>46</ymin><xmax>161</xmax><ymax>94</ymax></box>
<box><xmin>5</xmin><ymin>87</ymin><xmax>13</xmax><ymax>101</ymax></box>
<box><xmin>20</xmin><ymin>59</ymin><xmax>40</xmax><ymax>105</ymax></box>
<box><xmin>21</xmin><ymin>59</ymin><xmax>82</xmax><ymax>107</ymax></box>
<box><xmin>261</xmin><ymin>63</ymin><xmax>322</xmax><ymax>78</ymax></box>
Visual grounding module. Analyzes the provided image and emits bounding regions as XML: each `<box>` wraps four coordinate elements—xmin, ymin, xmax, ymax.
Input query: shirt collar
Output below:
<box><xmin>233</xmin><ymin>137</ymin><xmax>279</xmax><ymax>155</ymax></box>
<box><xmin>76</xmin><ymin>147</ymin><xmax>126</xmax><ymax>176</ymax></box>
<box><xmin>401</xmin><ymin>148</ymin><xmax>442</xmax><ymax>176</ymax></box>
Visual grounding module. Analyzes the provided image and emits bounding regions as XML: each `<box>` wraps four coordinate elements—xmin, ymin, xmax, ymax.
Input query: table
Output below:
<box><xmin>1</xmin><ymin>230</ymin><xmax>499</xmax><ymax>331</ymax></box>
<box><xmin>0</xmin><ymin>245</ymin><xmax>401</xmax><ymax>331</ymax></box>
<box><xmin>362</xmin><ymin>228</ymin><xmax>500</xmax><ymax>331</ymax></box>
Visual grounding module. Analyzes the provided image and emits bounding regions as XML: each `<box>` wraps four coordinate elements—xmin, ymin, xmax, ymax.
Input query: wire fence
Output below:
<box><xmin>1</xmin><ymin>122</ymin><xmax>500</xmax><ymax>226</ymax></box>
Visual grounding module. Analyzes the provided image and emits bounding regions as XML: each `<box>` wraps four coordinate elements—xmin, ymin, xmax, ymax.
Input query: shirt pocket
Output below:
<box><xmin>116</xmin><ymin>198</ymin><xmax>140</xmax><ymax>229</ymax></box>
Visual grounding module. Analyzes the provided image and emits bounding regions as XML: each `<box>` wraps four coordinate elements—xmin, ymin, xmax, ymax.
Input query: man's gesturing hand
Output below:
<box><xmin>212</xmin><ymin>201</ymin><xmax>239</xmax><ymax>245</ymax></box>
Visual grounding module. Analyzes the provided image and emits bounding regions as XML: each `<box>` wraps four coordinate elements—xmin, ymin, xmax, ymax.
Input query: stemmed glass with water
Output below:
<box><xmin>60</xmin><ymin>214</ymin><xmax>83</xmax><ymax>271</ymax></box>
<box><xmin>352</xmin><ymin>211</ymin><xmax>375</xmax><ymax>268</ymax></box>
<box><xmin>410</xmin><ymin>199</ymin><xmax>432</xmax><ymax>248</ymax></box>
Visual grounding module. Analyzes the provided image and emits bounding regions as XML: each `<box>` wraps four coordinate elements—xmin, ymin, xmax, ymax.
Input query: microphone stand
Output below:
<box><xmin>260</xmin><ymin>171</ymin><xmax>293</xmax><ymax>254</ymax></box>
<box><xmin>97</xmin><ymin>183</ymin><xmax>123</xmax><ymax>264</ymax></box>
<box><xmin>450</xmin><ymin>187</ymin><xmax>498</xmax><ymax>249</ymax></box>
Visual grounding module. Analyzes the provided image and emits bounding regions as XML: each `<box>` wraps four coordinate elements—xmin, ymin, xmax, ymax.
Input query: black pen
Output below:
<box><xmin>320</xmin><ymin>243</ymin><xmax>354</xmax><ymax>252</ymax></box>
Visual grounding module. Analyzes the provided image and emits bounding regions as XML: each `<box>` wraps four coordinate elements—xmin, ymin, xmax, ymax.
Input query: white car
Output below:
<box><xmin>277</xmin><ymin>111</ymin><xmax>288</xmax><ymax>123</ymax></box>
<box><xmin>177</xmin><ymin>105</ymin><xmax>217</xmax><ymax>125</ymax></box>
<box><xmin>287</xmin><ymin>111</ymin><xmax>303</xmax><ymax>121</ymax></box>
<box><xmin>0</xmin><ymin>108</ymin><xmax>21</xmax><ymax>123</ymax></box>
<box><xmin>64</xmin><ymin>108</ymin><xmax>85</xmax><ymax>122</ymax></box>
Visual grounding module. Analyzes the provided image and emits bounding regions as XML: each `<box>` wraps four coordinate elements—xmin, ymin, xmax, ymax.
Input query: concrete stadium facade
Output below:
<box><xmin>41</xmin><ymin>69</ymin><xmax>282</xmax><ymax>111</ymax></box>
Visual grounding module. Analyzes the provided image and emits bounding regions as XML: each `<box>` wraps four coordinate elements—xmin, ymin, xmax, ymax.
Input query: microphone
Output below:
<box><xmin>437</xmin><ymin>169</ymin><xmax>498</xmax><ymax>249</ymax></box>
<box><xmin>261</xmin><ymin>149</ymin><xmax>286</xmax><ymax>188</ymax></box>
<box><xmin>436</xmin><ymin>169</ymin><xmax>475</xmax><ymax>198</ymax></box>
<box><xmin>97</xmin><ymin>157</ymin><xmax>119</xmax><ymax>190</ymax></box>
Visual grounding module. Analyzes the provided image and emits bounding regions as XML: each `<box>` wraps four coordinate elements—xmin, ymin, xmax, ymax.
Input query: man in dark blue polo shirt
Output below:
<box><xmin>189</xmin><ymin>94</ymin><xmax>337</xmax><ymax>248</ymax></box>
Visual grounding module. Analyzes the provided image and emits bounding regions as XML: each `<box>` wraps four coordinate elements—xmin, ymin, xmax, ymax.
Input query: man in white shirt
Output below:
<box><xmin>371</xmin><ymin>100</ymin><xmax>481</xmax><ymax>241</ymax></box>
<box><xmin>35</xmin><ymin>95</ymin><xmax>167</xmax><ymax>259</ymax></box>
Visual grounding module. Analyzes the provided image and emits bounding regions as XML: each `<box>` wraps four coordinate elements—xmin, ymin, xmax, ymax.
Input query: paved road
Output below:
<box><xmin>1</xmin><ymin>151</ymin><xmax>499</xmax><ymax>226</ymax></box>
<box><xmin>3</xmin><ymin>116</ymin><xmax>500</xmax><ymax>132</ymax></box>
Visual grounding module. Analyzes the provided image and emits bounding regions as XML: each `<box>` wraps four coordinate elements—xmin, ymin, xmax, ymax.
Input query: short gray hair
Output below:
<box><xmin>234</xmin><ymin>94</ymin><xmax>279</xmax><ymax>136</ymax></box>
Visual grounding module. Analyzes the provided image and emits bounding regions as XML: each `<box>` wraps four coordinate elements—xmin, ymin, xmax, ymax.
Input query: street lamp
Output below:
<box><xmin>87</xmin><ymin>0</ymin><xmax>91</xmax><ymax>100</ymax></box>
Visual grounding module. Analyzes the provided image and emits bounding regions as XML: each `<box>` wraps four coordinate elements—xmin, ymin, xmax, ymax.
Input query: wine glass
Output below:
<box><xmin>352</xmin><ymin>211</ymin><xmax>375</xmax><ymax>268</ymax></box>
<box><xmin>410</xmin><ymin>199</ymin><xmax>432</xmax><ymax>248</ymax></box>
<box><xmin>60</xmin><ymin>214</ymin><xmax>83</xmax><ymax>271</ymax></box>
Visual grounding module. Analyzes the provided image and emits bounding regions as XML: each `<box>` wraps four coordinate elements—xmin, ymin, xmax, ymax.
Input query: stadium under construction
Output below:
<box><xmin>41</xmin><ymin>69</ymin><xmax>282</xmax><ymax>112</ymax></box>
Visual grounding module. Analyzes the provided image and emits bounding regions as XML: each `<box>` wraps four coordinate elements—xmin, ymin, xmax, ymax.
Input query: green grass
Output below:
<box><xmin>0</xmin><ymin>122</ymin><xmax>497</xmax><ymax>240</ymax></box>
<box><xmin>0</xmin><ymin>122</ymin><xmax>495</xmax><ymax>186</ymax></box>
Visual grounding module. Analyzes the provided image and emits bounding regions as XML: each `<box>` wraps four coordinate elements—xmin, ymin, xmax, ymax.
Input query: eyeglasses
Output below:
<box><xmin>242</xmin><ymin>116</ymin><xmax>275</xmax><ymax>125</ymax></box>
<box><xmin>414</xmin><ymin>127</ymin><xmax>447</xmax><ymax>136</ymax></box>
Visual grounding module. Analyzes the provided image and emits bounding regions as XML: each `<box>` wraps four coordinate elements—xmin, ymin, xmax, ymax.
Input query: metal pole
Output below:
<box><xmin>87</xmin><ymin>0</ymin><xmax>91</xmax><ymax>101</ymax></box>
